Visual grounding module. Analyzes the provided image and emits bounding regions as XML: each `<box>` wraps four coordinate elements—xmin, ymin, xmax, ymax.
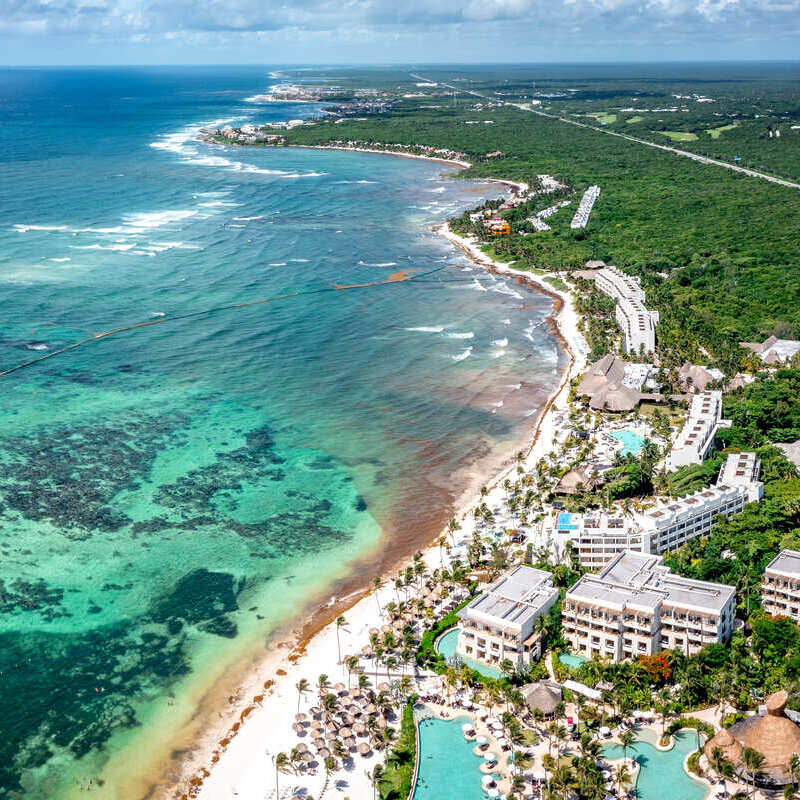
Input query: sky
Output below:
<box><xmin>0</xmin><ymin>0</ymin><xmax>799</xmax><ymax>64</ymax></box>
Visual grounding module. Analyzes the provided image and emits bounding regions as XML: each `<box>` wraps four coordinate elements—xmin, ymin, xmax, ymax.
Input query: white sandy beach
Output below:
<box><xmin>165</xmin><ymin>213</ymin><xmax>589</xmax><ymax>800</ymax></box>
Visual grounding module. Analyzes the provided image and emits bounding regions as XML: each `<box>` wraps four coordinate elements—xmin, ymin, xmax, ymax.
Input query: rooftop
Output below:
<box><xmin>459</xmin><ymin>565</ymin><xmax>558</xmax><ymax>630</ymax></box>
<box><xmin>765</xmin><ymin>548</ymin><xmax>800</xmax><ymax>578</ymax></box>
<box><xmin>567</xmin><ymin>551</ymin><xmax>735</xmax><ymax>613</ymax></box>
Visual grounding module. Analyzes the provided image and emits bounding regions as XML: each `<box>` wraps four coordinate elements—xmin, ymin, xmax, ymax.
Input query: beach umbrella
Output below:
<box><xmin>381</xmin><ymin>625</ymin><xmax>392</xmax><ymax>634</ymax></box>
<box><xmin>317</xmin><ymin>747</ymin><xmax>331</xmax><ymax>759</ymax></box>
<box><xmin>357</xmin><ymin>742</ymin><xmax>371</xmax><ymax>756</ymax></box>
<box><xmin>462</xmin><ymin>723</ymin><xmax>475</xmax><ymax>732</ymax></box>
<box><xmin>295</xmin><ymin>742</ymin><xmax>309</xmax><ymax>753</ymax></box>
<box><xmin>369</xmin><ymin>627</ymin><xmax>380</xmax><ymax>636</ymax></box>
<box><xmin>341</xmin><ymin>713</ymin><xmax>355</xmax><ymax>726</ymax></box>
<box><xmin>487</xmin><ymin>788</ymin><xmax>500</xmax><ymax>798</ymax></box>
<box><xmin>295</xmin><ymin>713</ymin><xmax>307</xmax><ymax>722</ymax></box>
<box><xmin>484</xmin><ymin>753</ymin><xmax>497</xmax><ymax>763</ymax></box>
<box><xmin>344</xmin><ymin>736</ymin><xmax>357</xmax><ymax>749</ymax></box>
<box><xmin>333</xmin><ymin>683</ymin><xmax>346</xmax><ymax>694</ymax></box>
<box><xmin>486</xmin><ymin>717</ymin><xmax>499</xmax><ymax>725</ymax></box>
<box><xmin>377</xmin><ymin>682</ymin><xmax>390</xmax><ymax>692</ymax></box>
<box><xmin>310</xmin><ymin>719</ymin><xmax>324</xmax><ymax>730</ymax></box>
<box><xmin>475</xmin><ymin>736</ymin><xmax>489</xmax><ymax>745</ymax></box>
<box><xmin>313</xmin><ymin>737</ymin><xmax>326</xmax><ymax>749</ymax></box>
<box><xmin>291</xmin><ymin>723</ymin><xmax>305</xmax><ymax>734</ymax></box>
<box><xmin>364</xmin><ymin>704</ymin><xmax>377</xmax><ymax>715</ymax></box>
<box><xmin>310</xmin><ymin>706</ymin><xmax>322</xmax><ymax>716</ymax></box>
<box><xmin>496</xmin><ymin>737</ymin><xmax>509</xmax><ymax>748</ymax></box>
<box><xmin>339</xmin><ymin>727</ymin><xmax>353</xmax><ymax>738</ymax></box>
<box><xmin>348</xmin><ymin>689</ymin><xmax>362</xmax><ymax>698</ymax></box>
<box><xmin>481</xmin><ymin>776</ymin><xmax>496</xmax><ymax>786</ymax></box>
<box><xmin>353</xmin><ymin>722</ymin><xmax>367</xmax><ymax>735</ymax></box>
<box><xmin>361</xmin><ymin>645</ymin><xmax>373</xmax><ymax>656</ymax></box>
<box><xmin>301</xmin><ymin>752</ymin><xmax>315</xmax><ymax>763</ymax></box>
<box><xmin>376</xmin><ymin>717</ymin><xmax>388</xmax><ymax>729</ymax></box>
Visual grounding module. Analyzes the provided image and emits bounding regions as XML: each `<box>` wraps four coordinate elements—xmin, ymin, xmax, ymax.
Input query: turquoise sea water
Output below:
<box><xmin>0</xmin><ymin>67</ymin><xmax>564</xmax><ymax>799</ymax></box>
<box><xmin>603</xmin><ymin>730</ymin><xmax>708</xmax><ymax>800</ymax></box>
<box><xmin>435</xmin><ymin>627</ymin><xmax>503</xmax><ymax>678</ymax></box>
<box><xmin>413</xmin><ymin>715</ymin><xmax>486</xmax><ymax>800</ymax></box>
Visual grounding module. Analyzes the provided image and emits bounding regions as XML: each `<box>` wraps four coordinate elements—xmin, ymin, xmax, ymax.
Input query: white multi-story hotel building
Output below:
<box><xmin>539</xmin><ymin>453</ymin><xmax>763</xmax><ymax>569</ymax></box>
<box><xmin>593</xmin><ymin>265</ymin><xmax>659</xmax><ymax>355</ymax></box>
<box><xmin>455</xmin><ymin>566</ymin><xmax>559</xmax><ymax>670</ymax></box>
<box><xmin>562</xmin><ymin>552</ymin><xmax>736</xmax><ymax>661</ymax></box>
<box><xmin>666</xmin><ymin>390</ymin><xmax>727</xmax><ymax>470</ymax></box>
<box><xmin>762</xmin><ymin>549</ymin><xmax>800</xmax><ymax>621</ymax></box>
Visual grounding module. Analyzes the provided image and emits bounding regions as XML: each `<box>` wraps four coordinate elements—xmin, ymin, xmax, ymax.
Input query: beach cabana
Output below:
<box><xmin>719</xmin><ymin>690</ymin><xmax>800</xmax><ymax>786</ymax></box>
<box><xmin>521</xmin><ymin>681</ymin><xmax>562</xmax><ymax>717</ymax></box>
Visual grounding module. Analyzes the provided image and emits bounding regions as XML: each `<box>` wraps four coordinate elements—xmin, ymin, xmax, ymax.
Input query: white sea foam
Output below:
<box><xmin>446</xmin><ymin>332</ymin><xmax>474</xmax><ymax>339</ymax></box>
<box><xmin>490</xmin><ymin>349</ymin><xmax>507</xmax><ymax>358</ymax></box>
<box><xmin>426</xmin><ymin>187</ymin><xmax>446</xmax><ymax>193</ymax></box>
<box><xmin>452</xmin><ymin>347</ymin><xmax>473</xmax><ymax>361</ymax></box>
<box><xmin>491</xmin><ymin>283</ymin><xmax>524</xmax><ymax>300</ymax></box>
<box><xmin>406</xmin><ymin>326</ymin><xmax>444</xmax><ymax>333</ymax></box>
<box><xmin>269</xmin><ymin>262</ymin><xmax>288</xmax><ymax>267</ymax></box>
<box><xmin>470</xmin><ymin>279</ymin><xmax>489</xmax><ymax>292</ymax></box>
<box><xmin>492</xmin><ymin>337</ymin><xmax>509</xmax><ymax>347</ymax></box>
<box><xmin>71</xmin><ymin>243</ymin><xmax>137</xmax><ymax>251</ymax></box>
<box><xmin>358</xmin><ymin>261</ymin><xmax>398</xmax><ymax>267</ymax></box>
<box><xmin>506</xmin><ymin>383</ymin><xmax>522</xmax><ymax>389</ymax></box>
<box><xmin>198</xmin><ymin>200</ymin><xmax>241</xmax><ymax>207</ymax></box>
<box><xmin>289</xmin><ymin>258</ymin><xmax>309</xmax><ymax>263</ymax></box>
<box><xmin>123</xmin><ymin>209</ymin><xmax>197</xmax><ymax>229</ymax></box>
<box><xmin>501</xmin><ymin>318</ymin><xmax>511</xmax><ymax>325</ymax></box>
<box><xmin>14</xmin><ymin>224</ymin><xmax>69</xmax><ymax>233</ymax></box>
<box><xmin>50</xmin><ymin>257</ymin><xmax>71</xmax><ymax>262</ymax></box>
<box><xmin>232</xmin><ymin>215</ymin><xmax>265</xmax><ymax>221</ymax></box>
<box><xmin>150</xmin><ymin>311</ymin><xmax>166</xmax><ymax>317</ymax></box>
<box><xmin>492</xmin><ymin>400</ymin><xmax>504</xmax><ymax>407</ymax></box>
<box><xmin>26</xmin><ymin>343</ymin><xmax>49</xmax><ymax>351</ymax></box>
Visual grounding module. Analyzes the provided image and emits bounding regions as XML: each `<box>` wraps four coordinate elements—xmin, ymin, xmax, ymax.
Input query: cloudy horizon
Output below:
<box><xmin>1</xmin><ymin>0</ymin><xmax>799</xmax><ymax>65</ymax></box>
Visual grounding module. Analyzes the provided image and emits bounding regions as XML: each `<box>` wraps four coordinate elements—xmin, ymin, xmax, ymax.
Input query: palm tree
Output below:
<box><xmin>618</xmin><ymin>729</ymin><xmax>637</xmax><ymax>765</ymax></box>
<box><xmin>709</xmin><ymin>746</ymin><xmax>734</xmax><ymax>798</ymax></box>
<box><xmin>373</xmin><ymin>576</ymin><xmax>384</xmax><ymax>615</ymax></box>
<box><xmin>345</xmin><ymin>655</ymin><xmax>359</xmax><ymax>688</ymax></box>
<box><xmin>316</xmin><ymin>673</ymin><xmax>331</xmax><ymax>702</ymax></box>
<box><xmin>616</xmin><ymin>762</ymin><xmax>632</xmax><ymax>796</ymax></box>
<box><xmin>366</xmin><ymin>764</ymin><xmax>383</xmax><ymax>800</ymax></box>
<box><xmin>335</xmin><ymin>615</ymin><xmax>347</xmax><ymax>664</ymax></box>
<box><xmin>789</xmin><ymin>753</ymin><xmax>800</xmax><ymax>791</ymax></box>
<box><xmin>274</xmin><ymin>751</ymin><xmax>291</xmax><ymax>798</ymax></box>
<box><xmin>742</xmin><ymin>747</ymin><xmax>765</xmax><ymax>798</ymax></box>
<box><xmin>295</xmin><ymin>678</ymin><xmax>310</xmax><ymax>713</ymax></box>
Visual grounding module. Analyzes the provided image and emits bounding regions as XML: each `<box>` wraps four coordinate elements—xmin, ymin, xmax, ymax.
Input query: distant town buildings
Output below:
<box><xmin>762</xmin><ymin>549</ymin><xmax>800</xmax><ymax>622</ymax></box>
<box><xmin>456</xmin><ymin>565</ymin><xmax>559</xmax><ymax>669</ymax></box>
<box><xmin>540</xmin><ymin>453</ymin><xmax>763</xmax><ymax>569</ymax></box>
<box><xmin>562</xmin><ymin>551</ymin><xmax>736</xmax><ymax>661</ymax></box>
<box><xmin>665</xmin><ymin>390</ymin><xmax>727</xmax><ymax>470</ymax></box>
<box><xmin>570</xmin><ymin>185</ymin><xmax>601</xmax><ymax>229</ymax></box>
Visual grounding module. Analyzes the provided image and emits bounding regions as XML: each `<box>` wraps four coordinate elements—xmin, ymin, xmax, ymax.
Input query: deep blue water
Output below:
<box><xmin>0</xmin><ymin>67</ymin><xmax>564</xmax><ymax>799</ymax></box>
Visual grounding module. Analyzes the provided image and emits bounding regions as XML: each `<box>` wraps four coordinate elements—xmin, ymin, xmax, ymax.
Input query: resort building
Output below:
<box><xmin>570</xmin><ymin>185</ymin><xmax>601</xmax><ymax>229</ymax></box>
<box><xmin>665</xmin><ymin>390</ymin><xmax>727</xmax><ymax>470</ymax></box>
<box><xmin>562</xmin><ymin>551</ymin><xmax>736</xmax><ymax>661</ymax></box>
<box><xmin>762</xmin><ymin>549</ymin><xmax>800</xmax><ymax>621</ymax></box>
<box><xmin>576</xmin><ymin>354</ymin><xmax>661</xmax><ymax>411</ymax></box>
<box><xmin>592</xmin><ymin>265</ymin><xmax>659</xmax><ymax>355</ymax></box>
<box><xmin>539</xmin><ymin>453</ymin><xmax>762</xmax><ymax>569</ymax></box>
<box><xmin>456</xmin><ymin>565</ymin><xmax>559</xmax><ymax>670</ymax></box>
<box><xmin>741</xmin><ymin>335</ymin><xmax>800</xmax><ymax>364</ymax></box>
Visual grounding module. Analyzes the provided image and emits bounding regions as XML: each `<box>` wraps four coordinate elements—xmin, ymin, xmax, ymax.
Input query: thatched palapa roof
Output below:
<box><xmin>521</xmin><ymin>680</ymin><xmax>561</xmax><ymax>716</ymax></box>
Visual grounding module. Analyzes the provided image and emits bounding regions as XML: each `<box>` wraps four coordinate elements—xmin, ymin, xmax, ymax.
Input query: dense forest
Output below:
<box><xmin>284</xmin><ymin>91</ymin><xmax>800</xmax><ymax>365</ymax></box>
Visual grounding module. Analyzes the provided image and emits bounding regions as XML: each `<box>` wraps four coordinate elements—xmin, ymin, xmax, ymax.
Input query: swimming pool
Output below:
<box><xmin>558</xmin><ymin>652</ymin><xmax>588</xmax><ymax>669</ymax></box>
<box><xmin>413</xmin><ymin>716</ymin><xmax>487</xmax><ymax>800</ymax></box>
<box><xmin>603</xmin><ymin>729</ymin><xmax>707</xmax><ymax>800</ymax></box>
<box><xmin>435</xmin><ymin>628</ymin><xmax>503</xmax><ymax>679</ymax></box>
<box><xmin>557</xmin><ymin>512</ymin><xmax>579</xmax><ymax>531</ymax></box>
<box><xmin>611</xmin><ymin>429</ymin><xmax>647</xmax><ymax>455</ymax></box>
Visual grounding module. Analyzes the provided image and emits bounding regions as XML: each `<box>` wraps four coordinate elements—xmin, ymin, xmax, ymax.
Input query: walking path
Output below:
<box><xmin>409</xmin><ymin>73</ymin><xmax>800</xmax><ymax>191</ymax></box>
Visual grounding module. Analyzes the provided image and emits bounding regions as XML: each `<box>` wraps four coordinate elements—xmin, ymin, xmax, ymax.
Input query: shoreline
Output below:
<box><xmin>142</xmin><ymin>148</ymin><xmax>585</xmax><ymax>800</ymax></box>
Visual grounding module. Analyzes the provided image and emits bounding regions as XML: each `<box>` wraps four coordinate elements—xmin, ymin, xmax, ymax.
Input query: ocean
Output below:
<box><xmin>0</xmin><ymin>66</ymin><xmax>565</xmax><ymax>799</ymax></box>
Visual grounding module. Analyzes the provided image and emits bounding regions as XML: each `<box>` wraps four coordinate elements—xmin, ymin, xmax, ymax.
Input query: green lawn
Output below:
<box><xmin>625</xmin><ymin>116</ymin><xmax>645</xmax><ymax>124</ymax></box>
<box><xmin>588</xmin><ymin>113</ymin><xmax>618</xmax><ymax>124</ymax></box>
<box><xmin>706</xmin><ymin>123</ymin><xmax>739</xmax><ymax>139</ymax></box>
<box><xmin>654</xmin><ymin>130</ymin><xmax>699</xmax><ymax>142</ymax></box>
